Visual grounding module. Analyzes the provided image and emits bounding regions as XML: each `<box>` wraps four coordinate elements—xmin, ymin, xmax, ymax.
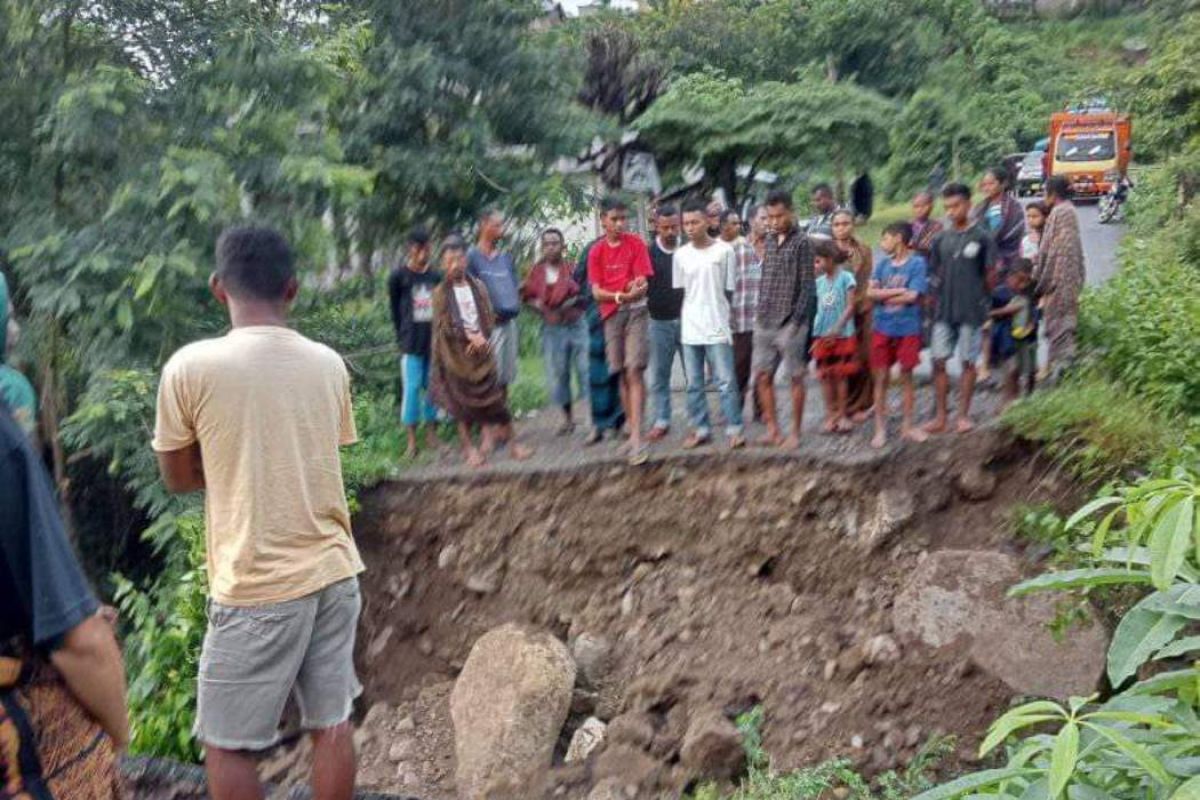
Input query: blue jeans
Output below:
<box><xmin>683</xmin><ymin>342</ymin><xmax>742</xmax><ymax>438</ymax></box>
<box><xmin>647</xmin><ymin>318</ymin><xmax>681</xmax><ymax>429</ymax></box>
<box><xmin>401</xmin><ymin>354</ymin><xmax>438</xmax><ymax>426</ymax></box>
<box><xmin>543</xmin><ymin>317</ymin><xmax>589</xmax><ymax>409</ymax></box>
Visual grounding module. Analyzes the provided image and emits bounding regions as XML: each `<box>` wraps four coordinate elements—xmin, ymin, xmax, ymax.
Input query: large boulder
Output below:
<box><xmin>893</xmin><ymin>550</ymin><xmax>1108</xmax><ymax>700</ymax></box>
<box><xmin>450</xmin><ymin>624</ymin><xmax>577</xmax><ymax>799</ymax></box>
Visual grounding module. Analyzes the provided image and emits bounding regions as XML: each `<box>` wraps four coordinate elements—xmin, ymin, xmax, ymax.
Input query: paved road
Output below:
<box><xmin>396</xmin><ymin>204</ymin><xmax>1124</xmax><ymax>480</ymax></box>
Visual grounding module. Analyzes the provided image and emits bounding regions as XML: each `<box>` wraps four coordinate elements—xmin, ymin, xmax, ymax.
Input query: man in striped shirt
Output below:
<box><xmin>719</xmin><ymin>208</ymin><xmax>761</xmax><ymax>420</ymax></box>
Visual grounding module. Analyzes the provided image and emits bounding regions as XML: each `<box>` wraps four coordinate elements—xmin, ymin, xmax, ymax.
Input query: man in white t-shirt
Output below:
<box><xmin>674</xmin><ymin>198</ymin><xmax>745</xmax><ymax>450</ymax></box>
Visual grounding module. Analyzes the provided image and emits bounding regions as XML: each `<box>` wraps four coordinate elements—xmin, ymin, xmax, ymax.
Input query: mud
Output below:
<box><xmin>335</xmin><ymin>429</ymin><xmax>1083</xmax><ymax>798</ymax></box>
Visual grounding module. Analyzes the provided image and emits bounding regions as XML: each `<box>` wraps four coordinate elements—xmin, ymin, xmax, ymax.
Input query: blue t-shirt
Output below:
<box><xmin>985</xmin><ymin>202</ymin><xmax>1003</xmax><ymax>233</ymax></box>
<box><xmin>467</xmin><ymin>247</ymin><xmax>520</xmax><ymax>322</ymax></box>
<box><xmin>871</xmin><ymin>254</ymin><xmax>929</xmax><ymax>338</ymax></box>
<box><xmin>813</xmin><ymin>269</ymin><xmax>856</xmax><ymax>338</ymax></box>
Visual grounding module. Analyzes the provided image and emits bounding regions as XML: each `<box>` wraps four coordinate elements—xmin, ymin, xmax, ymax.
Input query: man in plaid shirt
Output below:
<box><xmin>752</xmin><ymin>189</ymin><xmax>816</xmax><ymax>449</ymax></box>
<box><xmin>718</xmin><ymin>208</ymin><xmax>761</xmax><ymax>419</ymax></box>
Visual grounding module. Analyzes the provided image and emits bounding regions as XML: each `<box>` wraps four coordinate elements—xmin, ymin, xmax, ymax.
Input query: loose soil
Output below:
<box><xmin>322</xmin><ymin>428</ymin><xmax>1083</xmax><ymax>799</ymax></box>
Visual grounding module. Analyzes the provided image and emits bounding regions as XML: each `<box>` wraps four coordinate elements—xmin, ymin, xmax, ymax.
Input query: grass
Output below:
<box><xmin>1002</xmin><ymin>370</ymin><xmax>1192</xmax><ymax>481</ymax></box>
<box><xmin>858</xmin><ymin>200</ymin><xmax>916</xmax><ymax>248</ymax></box>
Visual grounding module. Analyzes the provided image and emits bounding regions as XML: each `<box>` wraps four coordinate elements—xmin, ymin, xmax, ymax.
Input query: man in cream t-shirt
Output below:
<box><xmin>153</xmin><ymin>227</ymin><xmax>362</xmax><ymax>800</ymax></box>
<box><xmin>674</xmin><ymin>198</ymin><xmax>745</xmax><ymax>450</ymax></box>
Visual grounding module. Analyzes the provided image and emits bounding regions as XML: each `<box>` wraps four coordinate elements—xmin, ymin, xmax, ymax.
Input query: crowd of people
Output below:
<box><xmin>0</xmin><ymin>168</ymin><xmax>1087</xmax><ymax>800</ymax></box>
<box><xmin>388</xmin><ymin>171</ymin><xmax>1086</xmax><ymax>465</ymax></box>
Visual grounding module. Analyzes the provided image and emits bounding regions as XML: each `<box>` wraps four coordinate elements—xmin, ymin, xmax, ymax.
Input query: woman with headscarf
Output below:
<box><xmin>575</xmin><ymin>237</ymin><xmax>626</xmax><ymax>444</ymax></box>
<box><xmin>429</xmin><ymin>237</ymin><xmax>531</xmax><ymax>467</ymax></box>
<box><xmin>1035</xmin><ymin>176</ymin><xmax>1086</xmax><ymax>379</ymax></box>
<box><xmin>831</xmin><ymin>209</ymin><xmax>875</xmax><ymax>419</ymax></box>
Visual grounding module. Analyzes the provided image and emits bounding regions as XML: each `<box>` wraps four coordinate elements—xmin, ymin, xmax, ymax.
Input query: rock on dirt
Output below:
<box><xmin>956</xmin><ymin>465</ymin><xmax>998</xmax><ymax>502</ymax></box>
<box><xmin>450</xmin><ymin>624</ymin><xmax>576</xmax><ymax>800</ymax></box>
<box><xmin>565</xmin><ymin>717</ymin><xmax>608</xmax><ymax>763</ymax></box>
<box><xmin>571</xmin><ymin>633</ymin><xmax>614</xmax><ymax>690</ymax></box>
<box><xmin>679</xmin><ymin>709</ymin><xmax>746</xmax><ymax>782</ymax></box>
<box><xmin>893</xmin><ymin>550</ymin><xmax>1107</xmax><ymax>700</ymax></box>
<box><xmin>861</xmin><ymin>489</ymin><xmax>916</xmax><ymax>551</ymax></box>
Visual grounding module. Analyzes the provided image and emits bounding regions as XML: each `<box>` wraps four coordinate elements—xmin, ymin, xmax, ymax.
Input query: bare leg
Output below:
<box><xmin>834</xmin><ymin>377</ymin><xmax>849</xmax><ymax>429</ymax></box>
<box><xmin>782</xmin><ymin>377</ymin><xmax>806</xmax><ymax>449</ymax></box>
<box><xmin>1002</xmin><ymin>365</ymin><xmax>1019</xmax><ymax>409</ymax></box>
<box><xmin>404</xmin><ymin>426</ymin><xmax>418</xmax><ymax>459</ymax></box>
<box><xmin>924</xmin><ymin>361</ymin><xmax>950</xmax><ymax>433</ymax></box>
<box><xmin>310</xmin><ymin>722</ymin><xmax>355</xmax><ymax>800</ymax></box>
<box><xmin>956</xmin><ymin>363</ymin><xmax>977</xmax><ymax>432</ymax></box>
<box><xmin>424</xmin><ymin>424</ymin><xmax>439</xmax><ymax>451</ymax></box>
<box><xmin>205</xmin><ymin>747</ymin><xmax>264</xmax><ymax>800</ymax></box>
<box><xmin>756</xmin><ymin>371</ymin><xmax>781</xmax><ymax>445</ymax></box>
<box><xmin>626</xmin><ymin>368</ymin><xmax>646</xmax><ymax>449</ymax></box>
<box><xmin>871</xmin><ymin>368</ymin><xmax>889</xmax><ymax>449</ymax></box>
<box><xmin>900</xmin><ymin>371</ymin><xmax>927</xmax><ymax>442</ymax></box>
<box><xmin>820</xmin><ymin>376</ymin><xmax>837</xmax><ymax>432</ymax></box>
<box><xmin>458</xmin><ymin>421</ymin><xmax>484</xmax><ymax>467</ymax></box>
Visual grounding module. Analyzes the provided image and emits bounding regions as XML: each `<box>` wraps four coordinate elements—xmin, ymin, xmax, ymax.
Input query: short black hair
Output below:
<box><xmin>1025</xmin><ymin>200</ymin><xmax>1048</xmax><ymax>216</ymax></box>
<box><xmin>985</xmin><ymin>165</ymin><xmax>1010</xmax><ymax>187</ymax></box>
<box><xmin>1045</xmin><ymin>175</ymin><xmax>1072</xmax><ymax>200</ymax></box>
<box><xmin>600</xmin><ymin>196</ymin><xmax>627</xmax><ymax>215</ymax></box>
<box><xmin>719</xmin><ymin>208</ymin><xmax>740</xmax><ymax>225</ymax></box>
<box><xmin>656</xmin><ymin>203</ymin><xmax>678</xmax><ymax>218</ymax></box>
<box><xmin>942</xmin><ymin>182</ymin><xmax>972</xmax><ymax>201</ymax></box>
<box><xmin>1012</xmin><ymin>257</ymin><xmax>1034</xmax><ymax>276</ymax></box>
<box><xmin>541</xmin><ymin>227</ymin><xmax>564</xmax><ymax>242</ymax></box>
<box><xmin>765</xmin><ymin>189</ymin><xmax>793</xmax><ymax>210</ymax></box>
<box><xmin>407</xmin><ymin>225</ymin><xmax>431</xmax><ymax>247</ymax></box>
<box><xmin>215</xmin><ymin>226</ymin><xmax>295</xmax><ymax>301</ymax></box>
<box><xmin>812</xmin><ymin>183</ymin><xmax>834</xmax><ymax>197</ymax></box>
<box><xmin>812</xmin><ymin>239</ymin><xmax>847</xmax><ymax>263</ymax></box>
<box><xmin>883</xmin><ymin>221</ymin><xmax>914</xmax><ymax>245</ymax></box>
<box><xmin>681</xmin><ymin>198</ymin><xmax>708</xmax><ymax>216</ymax></box>
<box><xmin>479</xmin><ymin>206</ymin><xmax>503</xmax><ymax>223</ymax></box>
<box><xmin>440</xmin><ymin>234</ymin><xmax>467</xmax><ymax>257</ymax></box>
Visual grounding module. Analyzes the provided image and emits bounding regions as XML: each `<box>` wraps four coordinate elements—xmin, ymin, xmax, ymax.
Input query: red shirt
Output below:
<box><xmin>587</xmin><ymin>233</ymin><xmax>654</xmax><ymax>320</ymax></box>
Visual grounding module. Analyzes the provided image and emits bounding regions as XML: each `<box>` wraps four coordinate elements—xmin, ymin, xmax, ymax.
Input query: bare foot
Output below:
<box><xmin>510</xmin><ymin>443</ymin><xmax>534</xmax><ymax>461</ymax></box>
<box><xmin>923</xmin><ymin>418</ymin><xmax>948</xmax><ymax>434</ymax></box>
<box><xmin>851</xmin><ymin>409</ymin><xmax>872</xmax><ymax>424</ymax></box>
<box><xmin>871</xmin><ymin>429</ymin><xmax>887</xmax><ymax>449</ymax></box>
<box><xmin>955</xmin><ymin>417</ymin><xmax>975</xmax><ymax>433</ymax></box>
<box><xmin>682</xmin><ymin>432</ymin><xmax>711</xmax><ymax>450</ymax></box>
<box><xmin>757</xmin><ymin>429</ymin><xmax>783</xmax><ymax>447</ymax></box>
<box><xmin>728</xmin><ymin>435</ymin><xmax>747</xmax><ymax>450</ymax></box>
<box><xmin>821</xmin><ymin>418</ymin><xmax>837</xmax><ymax>434</ymax></box>
<box><xmin>835</xmin><ymin>418</ymin><xmax>855</xmax><ymax>434</ymax></box>
<box><xmin>780</xmin><ymin>434</ymin><xmax>801</xmax><ymax>451</ymax></box>
<box><xmin>465</xmin><ymin>448</ymin><xmax>486</xmax><ymax>468</ymax></box>
<box><xmin>901</xmin><ymin>427</ymin><xmax>930</xmax><ymax>443</ymax></box>
<box><xmin>404</xmin><ymin>444</ymin><xmax>417</xmax><ymax>460</ymax></box>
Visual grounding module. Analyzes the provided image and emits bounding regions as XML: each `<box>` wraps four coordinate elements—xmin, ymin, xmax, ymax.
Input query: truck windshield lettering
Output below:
<box><xmin>1057</xmin><ymin>132</ymin><xmax>1116</xmax><ymax>162</ymax></box>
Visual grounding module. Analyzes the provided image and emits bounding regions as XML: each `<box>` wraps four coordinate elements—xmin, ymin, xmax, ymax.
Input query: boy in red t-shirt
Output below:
<box><xmin>587</xmin><ymin>197</ymin><xmax>653</xmax><ymax>465</ymax></box>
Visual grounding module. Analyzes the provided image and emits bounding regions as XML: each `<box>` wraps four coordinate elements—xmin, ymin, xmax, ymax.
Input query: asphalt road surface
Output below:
<box><xmin>1075</xmin><ymin>200</ymin><xmax>1123</xmax><ymax>286</ymax></box>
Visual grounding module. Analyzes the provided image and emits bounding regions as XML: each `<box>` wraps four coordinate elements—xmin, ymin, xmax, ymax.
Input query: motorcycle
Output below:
<box><xmin>1099</xmin><ymin>175</ymin><xmax>1132</xmax><ymax>224</ymax></box>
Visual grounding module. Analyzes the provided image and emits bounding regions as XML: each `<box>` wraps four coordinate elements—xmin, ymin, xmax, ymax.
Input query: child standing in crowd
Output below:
<box><xmin>869</xmin><ymin>222</ymin><xmax>930</xmax><ymax>449</ymax></box>
<box><xmin>989</xmin><ymin>259</ymin><xmax>1038</xmax><ymax>405</ymax></box>
<box><xmin>1022</xmin><ymin>202</ymin><xmax>1047</xmax><ymax>260</ymax></box>
<box><xmin>388</xmin><ymin>226</ymin><xmax>442</xmax><ymax>458</ymax></box>
<box><xmin>810</xmin><ymin>240</ymin><xmax>858</xmax><ymax>433</ymax></box>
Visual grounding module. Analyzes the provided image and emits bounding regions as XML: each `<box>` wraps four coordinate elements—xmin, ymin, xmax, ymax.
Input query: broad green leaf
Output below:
<box><xmin>1151</xmin><ymin>497</ymin><xmax>1195</xmax><ymax>590</ymax></box>
<box><xmin>1082</xmin><ymin>721</ymin><xmax>1173</xmax><ymax>786</ymax></box>
<box><xmin>1108</xmin><ymin>593</ymin><xmax>1191</xmax><ymax>685</ymax></box>
<box><xmin>1091</xmin><ymin>508</ymin><xmax>1122</xmax><ymax>557</ymax></box>
<box><xmin>1090</xmin><ymin>548</ymin><xmax>1199</xmax><ymax>582</ymax></box>
<box><xmin>911</xmin><ymin>768</ymin><xmax>1041</xmax><ymax>800</ymax></box>
<box><xmin>1009</xmin><ymin>569</ymin><xmax>1153</xmax><ymax>597</ymax></box>
<box><xmin>1048</xmin><ymin>721</ymin><xmax>1079</xmax><ymax>799</ymax></box>
<box><xmin>981</xmin><ymin>714</ymin><xmax>1063</xmax><ymax>756</ymax></box>
<box><xmin>1081</xmin><ymin>710</ymin><xmax>1170</xmax><ymax>727</ymax></box>
<box><xmin>1171</xmin><ymin>776</ymin><xmax>1200</xmax><ymax>800</ymax></box>
<box><xmin>1068</xmin><ymin>786</ymin><xmax>1116</xmax><ymax>800</ymax></box>
<box><xmin>1156</xmin><ymin>636</ymin><xmax>1200</xmax><ymax>660</ymax></box>
<box><xmin>1019</xmin><ymin>778</ymin><xmax>1050</xmax><ymax>800</ymax></box>
<box><xmin>1066</xmin><ymin>496</ymin><xmax>1124</xmax><ymax>531</ymax></box>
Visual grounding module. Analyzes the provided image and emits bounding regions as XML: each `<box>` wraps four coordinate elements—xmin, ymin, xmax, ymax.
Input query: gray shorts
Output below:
<box><xmin>196</xmin><ymin>578</ymin><xmax>362</xmax><ymax>751</ymax></box>
<box><xmin>490</xmin><ymin>319</ymin><xmax>519</xmax><ymax>387</ymax></box>
<box><xmin>603</xmin><ymin>305</ymin><xmax>650</xmax><ymax>373</ymax></box>
<box><xmin>931</xmin><ymin>322</ymin><xmax>983</xmax><ymax>364</ymax></box>
<box><xmin>751</xmin><ymin>321</ymin><xmax>809</xmax><ymax>380</ymax></box>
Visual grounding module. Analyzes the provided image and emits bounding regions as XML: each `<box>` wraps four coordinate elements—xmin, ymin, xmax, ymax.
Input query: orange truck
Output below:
<box><xmin>1045</xmin><ymin>111</ymin><xmax>1132</xmax><ymax>198</ymax></box>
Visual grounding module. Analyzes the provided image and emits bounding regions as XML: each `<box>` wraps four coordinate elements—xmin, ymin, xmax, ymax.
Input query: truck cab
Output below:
<box><xmin>1047</xmin><ymin>111</ymin><xmax>1132</xmax><ymax>199</ymax></box>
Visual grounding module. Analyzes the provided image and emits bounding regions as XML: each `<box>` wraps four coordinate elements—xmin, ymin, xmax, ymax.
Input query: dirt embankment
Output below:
<box><xmin>334</xmin><ymin>430</ymin><xmax>1083</xmax><ymax>799</ymax></box>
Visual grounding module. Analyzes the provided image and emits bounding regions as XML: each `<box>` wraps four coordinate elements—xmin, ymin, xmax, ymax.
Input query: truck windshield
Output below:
<box><xmin>1057</xmin><ymin>132</ymin><xmax>1116</xmax><ymax>162</ymax></box>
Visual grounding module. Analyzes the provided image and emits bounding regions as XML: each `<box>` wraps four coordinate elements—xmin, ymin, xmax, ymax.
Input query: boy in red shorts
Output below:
<box><xmin>868</xmin><ymin>222</ymin><xmax>930</xmax><ymax>449</ymax></box>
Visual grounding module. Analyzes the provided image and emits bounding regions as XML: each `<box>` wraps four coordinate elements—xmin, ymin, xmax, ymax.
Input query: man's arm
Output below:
<box><xmin>50</xmin><ymin>614</ymin><xmax>130</xmax><ymax>750</ymax></box>
<box><xmin>791</xmin><ymin>241</ymin><xmax>817</xmax><ymax>324</ymax></box>
<box><xmin>157</xmin><ymin>443</ymin><xmax>205</xmax><ymax>494</ymax></box>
